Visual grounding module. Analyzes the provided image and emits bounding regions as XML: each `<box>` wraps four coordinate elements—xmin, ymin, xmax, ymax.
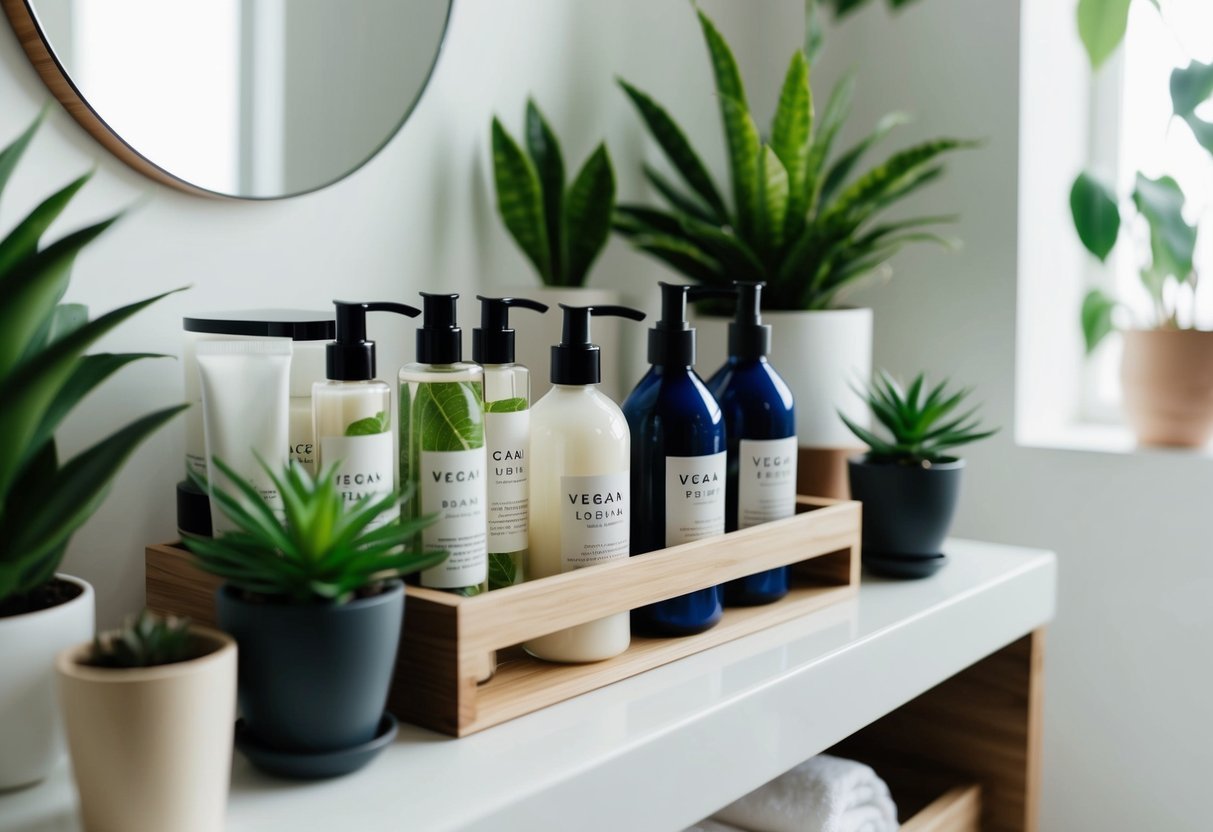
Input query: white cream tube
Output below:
<box><xmin>196</xmin><ymin>340</ymin><xmax>291</xmax><ymax>535</ymax></box>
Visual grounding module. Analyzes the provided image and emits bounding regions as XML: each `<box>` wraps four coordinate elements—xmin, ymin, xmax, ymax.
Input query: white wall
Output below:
<box><xmin>811</xmin><ymin>1</ymin><xmax>1213</xmax><ymax>830</ymax></box>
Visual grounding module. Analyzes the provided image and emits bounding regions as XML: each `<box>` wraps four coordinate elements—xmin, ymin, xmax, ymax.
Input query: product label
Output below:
<box><xmin>559</xmin><ymin>472</ymin><xmax>629</xmax><ymax>571</ymax></box>
<box><xmin>320</xmin><ymin>433</ymin><xmax>396</xmax><ymax>530</ymax></box>
<box><xmin>665</xmin><ymin>452</ymin><xmax>726</xmax><ymax>545</ymax></box>
<box><xmin>485</xmin><ymin>410</ymin><xmax>529</xmax><ymax>553</ymax></box>
<box><xmin>738</xmin><ymin>436</ymin><xmax>798</xmax><ymax>529</ymax></box>
<box><xmin>419</xmin><ymin>447</ymin><xmax>489</xmax><ymax>589</ymax></box>
<box><xmin>289</xmin><ymin>399</ymin><xmax>316</xmax><ymax>475</ymax></box>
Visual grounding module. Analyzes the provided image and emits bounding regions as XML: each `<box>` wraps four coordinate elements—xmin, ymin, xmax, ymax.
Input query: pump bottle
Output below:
<box><xmin>313</xmin><ymin>301</ymin><xmax>420</xmax><ymax>530</ymax></box>
<box><xmin>473</xmin><ymin>296</ymin><xmax>550</xmax><ymax>590</ymax></box>
<box><xmin>623</xmin><ymin>283</ymin><xmax>733</xmax><ymax>637</ymax></box>
<box><xmin>399</xmin><ymin>293</ymin><xmax>489</xmax><ymax>595</ymax></box>
<box><xmin>524</xmin><ymin>304</ymin><xmax>647</xmax><ymax>663</ymax></box>
<box><xmin>706</xmin><ymin>282</ymin><xmax>797</xmax><ymax>605</ymax></box>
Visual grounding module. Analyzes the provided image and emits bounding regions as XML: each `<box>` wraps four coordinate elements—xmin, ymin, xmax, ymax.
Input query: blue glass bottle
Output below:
<box><xmin>707</xmin><ymin>282</ymin><xmax>797</xmax><ymax>606</ymax></box>
<box><xmin>624</xmin><ymin>283</ymin><xmax>731</xmax><ymax>636</ymax></box>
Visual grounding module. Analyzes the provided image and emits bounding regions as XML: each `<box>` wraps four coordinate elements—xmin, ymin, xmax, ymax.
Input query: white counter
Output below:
<box><xmin>1</xmin><ymin>540</ymin><xmax>1056</xmax><ymax>832</ymax></box>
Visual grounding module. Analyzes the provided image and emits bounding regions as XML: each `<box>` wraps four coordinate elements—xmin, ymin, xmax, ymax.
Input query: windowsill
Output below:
<box><xmin>1018</xmin><ymin>421</ymin><xmax>1213</xmax><ymax>458</ymax></box>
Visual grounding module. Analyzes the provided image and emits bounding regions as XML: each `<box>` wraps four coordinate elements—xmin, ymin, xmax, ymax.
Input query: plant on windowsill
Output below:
<box><xmin>1073</xmin><ymin>54</ymin><xmax>1213</xmax><ymax>447</ymax></box>
<box><xmin>841</xmin><ymin>371</ymin><xmax>996</xmax><ymax>579</ymax></box>
<box><xmin>56</xmin><ymin>610</ymin><xmax>237</xmax><ymax>832</ymax></box>
<box><xmin>183</xmin><ymin>457</ymin><xmax>444</xmax><ymax>780</ymax></box>
<box><xmin>0</xmin><ymin>110</ymin><xmax>186</xmax><ymax>791</ymax></box>
<box><xmin>612</xmin><ymin>3</ymin><xmax>976</xmax><ymax>497</ymax></box>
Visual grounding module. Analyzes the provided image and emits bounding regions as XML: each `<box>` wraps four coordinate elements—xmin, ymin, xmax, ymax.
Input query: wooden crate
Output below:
<box><xmin>148</xmin><ymin>496</ymin><xmax>859</xmax><ymax>737</ymax></box>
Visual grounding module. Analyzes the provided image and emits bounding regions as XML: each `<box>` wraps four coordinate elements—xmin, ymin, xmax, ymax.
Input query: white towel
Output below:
<box><xmin>711</xmin><ymin>754</ymin><xmax>898</xmax><ymax>832</ymax></box>
<box><xmin>682</xmin><ymin>820</ymin><xmax>747</xmax><ymax>832</ymax></box>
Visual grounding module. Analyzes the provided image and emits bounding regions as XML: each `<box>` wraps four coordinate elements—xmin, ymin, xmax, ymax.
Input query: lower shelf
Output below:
<box><xmin>900</xmin><ymin>782</ymin><xmax>982</xmax><ymax>832</ymax></box>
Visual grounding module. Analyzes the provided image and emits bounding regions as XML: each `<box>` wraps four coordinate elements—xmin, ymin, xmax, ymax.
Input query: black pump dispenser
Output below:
<box><xmin>472</xmin><ymin>296</ymin><xmax>550</xmax><ymax>364</ymax></box>
<box><xmin>728</xmin><ymin>281</ymin><xmax>772</xmax><ymax>360</ymax></box>
<box><xmin>648</xmin><ymin>282</ymin><xmax>735</xmax><ymax>367</ymax></box>
<box><xmin>327</xmin><ymin>300</ymin><xmax>421</xmax><ymax>380</ymax></box>
<box><xmin>551</xmin><ymin>304</ymin><xmax>646</xmax><ymax>385</ymax></box>
<box><xmin>416</xmin><ymin>292</ymin><xmax>465</xmax><ymax>364</ymax></box>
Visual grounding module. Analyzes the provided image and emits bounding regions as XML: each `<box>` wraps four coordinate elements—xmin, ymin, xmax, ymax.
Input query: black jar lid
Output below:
<box><xmin>183</xmin><ymin>309</ymin><xmax>335</xmax><ymax>341</ymax></box>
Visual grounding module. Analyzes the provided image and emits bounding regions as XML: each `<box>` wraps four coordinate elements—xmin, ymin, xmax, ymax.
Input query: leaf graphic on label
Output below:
<box><xmin>345</xmin><ymin>411</ymin><xmax>389</xmax><ymax>436</ymax></box>
<box><xmin>487</xmin><ymin>551</ymin><xmax>521</xmax><ymax>590</ymax></box>
<box><xmin>485</xmin><ymin>397</ymin><xmax>528</xmax><ymax>413</ymax></box>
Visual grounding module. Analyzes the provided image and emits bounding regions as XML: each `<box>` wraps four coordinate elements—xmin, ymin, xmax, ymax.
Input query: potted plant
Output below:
<box><xmin>1073</xmin><ymin>55</ymin><xmax>1213</xmax><ymax>446</ymax></box>
<box><xmin>490</xmin><ymin>100</ymin><xmax>620</xmax><ymax>398</ymax></box>
<box><xmin>183</xmin><ymin>458</ymin><xmax>444</xmax><ymax>780</ymax></box>
<box><xmin>613</xmin><ymin>6</ymin><xmax>973</xmax><ymax>496</ymax></box>
<box><xmin>56</xmin><ymin>611</ymin><xmax>235</xmax><ymax>832</ymax></box>
<box><xmin>842</xmin><ymin>372</ymin><xmax>996</xmax><ymax>578</ymax></box>
<box><xmin>0</xmin><ymin>112</ymin><xmax>185</xmax><ymax>790</ymax></box>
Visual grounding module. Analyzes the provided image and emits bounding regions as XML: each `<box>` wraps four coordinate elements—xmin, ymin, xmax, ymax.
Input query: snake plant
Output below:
<box><xmin>185</xmin><ymin>458</ymin><xmax>446</xmax><ymax>604</ymax></box>
<box><xmin>0</xmin><ymin>111</ymin><xmax>186</xmax><ymax>610</ymax></box>
<box><xmin>614</xmin><ymin>7</ymin><xmax>975</xmax><ymax>311</ymax></box>
<box><xmin>86</xmin><ymin>610</ymin><xmax>197</xmax><ymax>668</ymax></box>
<box><xmin>841</xmin><ymin>371</ymin><xmax>997</xmax><ymax>465</ymax></box>
<box><xmin>491</xmin><ymin>99</ymin><xmax>616</xmax><ymax>287</ymax></box>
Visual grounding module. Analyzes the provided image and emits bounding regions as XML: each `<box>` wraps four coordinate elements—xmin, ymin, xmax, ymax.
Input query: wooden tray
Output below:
<box><xmin>147</xmin><ymin>496</ymin><xmax>860</xmax><ymax>737</ymax></box>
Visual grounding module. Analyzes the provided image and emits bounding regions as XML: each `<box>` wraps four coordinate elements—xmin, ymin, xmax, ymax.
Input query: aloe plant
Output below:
<box><xmin>841</xmin><ymin>371</ymin><xmax>997</xmax><ymax>465</ymax></box>
<box><xmin>0</xmin><ymin>112</ymin><xmax>186</xmax><ymax>610</ymax></box>
<box><xmin>1074</xmin><ymin>56</ymin><xmax>1211</xmax><ymax>353</ymax></box>
<box><xmin>491</xmin><ymin>99</ymin><xmax>616</xmax><ymax>287</ymax></box>
<box><xmin>86</xmin><ymin>610</ymin><xmax>196</xmax><ymax>668</ymax></box>
<box><xmin>185</xmin><ymin>458</ymin><xmax>446</xmax><ymax>604</ymax></box>
<box><xmin>613</xmin><ymin>8</ymin><xmax>974</xmax><ymax>312</ymax></box>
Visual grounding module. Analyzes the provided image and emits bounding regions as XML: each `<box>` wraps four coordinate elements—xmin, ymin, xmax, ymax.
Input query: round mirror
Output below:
<box><xmin>2</xmin><ymin>0</ymin><xmax>452</xmax><ymax>198</ymax></box>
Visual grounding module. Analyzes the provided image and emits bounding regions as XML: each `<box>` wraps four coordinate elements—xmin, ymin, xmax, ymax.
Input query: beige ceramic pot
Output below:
<box><xmin>57</xmin><ymin>627</ymin><xmax>236</xmax><ymax>832</ymax></box>
<box><xmin>1121</xmin><ymin>329</ymin><xmax>1213</xmax><ymax>447</ymax></box>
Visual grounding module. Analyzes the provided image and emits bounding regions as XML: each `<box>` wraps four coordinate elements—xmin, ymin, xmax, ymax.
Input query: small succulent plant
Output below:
<box><xmin>86</xmin><ymin>610</ymin><xmax>196</xmax><ymax>668</ymax></box>
<box><xmin>841</xmin><ymin>371</ymin><xmax>997</xmax><ymax>465</ymax></box>
<box><xmin>184</xmin><ymin>458</ymin><xmax>446</xmax><ymax>604</ymax></box>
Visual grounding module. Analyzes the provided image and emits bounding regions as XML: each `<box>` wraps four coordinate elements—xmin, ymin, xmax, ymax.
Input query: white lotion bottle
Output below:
<box><xmin>524</xmin><ymin>304</ymin><xmax>647</xmax><ymax>663</ymax></box>
<box><xmin>313</xmin><ymin>301</ymin><xmax>420</xmax><ymax>529</ymax></box>
<box><xmin>472</xmin><ymin>295</ymin><xmax>549</xmax><ymax>590</ymax></box>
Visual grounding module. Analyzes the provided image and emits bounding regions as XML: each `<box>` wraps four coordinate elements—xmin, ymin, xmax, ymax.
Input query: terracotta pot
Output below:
<box><xmin>57</xmin><ymin>627</ymin><xmax>236</xmax><ymax>832</ymax></box>
<box><xmin>0</xmin><ymin>575</ymin><xmax>94</xmax><ymax>790</ymax></box>
<box><xmin>1121</xmin><ymin>329</ymin><xmax>1213</xmax><ymax>447</ymax></box>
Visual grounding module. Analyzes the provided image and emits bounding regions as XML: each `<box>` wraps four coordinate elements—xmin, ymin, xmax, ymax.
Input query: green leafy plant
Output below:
<box><xmin>345</xmin><ymin>411</ymin><xmax>390</xmax><ymax>436</ymax></box>
<box><xmin>491</xmin><ymin>99</ymin><xmax>616</xmax><ymax>288</ymax></box>
<box><xmin>612</xmin><ymin>7</ymin><xmax>974</xmax><ymax>312</ymax></box>
<box><xmin>840</xmin><ymin>371</ymin><xmax>997</xmax><ymax>465</ymax></box>
<box><xmin>86</xmin><ymin>610</ymin><xmax>196</xmax><ymax>668</ymax></box>
<box><xmin>184</xmin><ymin>458</ymin><xmax>446</xmax><ymax>604</ymax></box>
<box><xmin>0</xmin><ymin>111</ymin><xmax>186</xmax><ymax>610</ymax></box>
<box><xmin>1073</xmin><ymin>57</ymin><xmax>1210</xmax><ymax>353</ymax></box>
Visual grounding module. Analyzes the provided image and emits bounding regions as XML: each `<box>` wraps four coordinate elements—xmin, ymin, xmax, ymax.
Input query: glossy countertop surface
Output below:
<box><xmin>1</xmin><ymin>539</ymin><xmax>1056</xmax><ymax>832</ymax></box>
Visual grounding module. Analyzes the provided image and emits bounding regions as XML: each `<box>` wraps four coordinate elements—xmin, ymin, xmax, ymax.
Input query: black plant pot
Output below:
<box><xmin>216</xmin><ymin>581</ymin><xmax>404</xmax><ymax>755</ymax></box>
<box><xmin>847</xmin><ymin>456</ymin><xmax>964</xmax><ymax>572</ymax></box>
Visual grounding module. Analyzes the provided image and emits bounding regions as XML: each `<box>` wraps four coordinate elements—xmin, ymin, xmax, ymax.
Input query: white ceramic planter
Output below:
<box><xmin>0</xmin><ymin>575</ymin><xmax>94</xmax><ymax>790</ymax></box>
<box><xmin>504</xmin><ymin>286</ymin><xmax>624</xmax><ymax>403</ymax></box>
<box><xmin>57</xmin><ymin>627</ymin><xmax>237</xmax><ymax>832</ymax></box>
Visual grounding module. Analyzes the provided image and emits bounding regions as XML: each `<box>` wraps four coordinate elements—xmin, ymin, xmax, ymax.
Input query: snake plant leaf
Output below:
<box><xmin>630</xmin><ymin>233</ymin><xmax>726</xmax><ymax>285</ymax></box>
<box><xmin>525</xmin><ymin>99</ymin><xmax>565</xmax><ymax>280</ymax></box>
<box><xmin>819</xmin><ymin>111</ymin><xmax>910</xmax><ymax>208</ymax></box>
<box><xmin>720</xmin><ymin>95</ymin><xmax>762</xmax><ymax>238</ymax></box>
<box><xmin>0</xmin><ymin>172</ymin><xmax>92</xmax><ymax>278</ymax></box>
<box><xmin>4</xmin><ymin>404</ymin><xmax>188</xmax><ymax>565</ymax></box>
<box><xmin>826</xmin><ymin>138</ymin><xmax>976</xmax><ymax>223</ymax></box>
<box><xmin>0</xmin><ymin>214</ymin><xmax>121</xmax><ymax>379</ymax></box>
<box><xmin>853</xmin><ymin>215</ymin><xmax>959</xmax><ymax>248</ymax></box>
<box><xmin>491</xmin><ymin>117</ymin><xmax>552</xmax><ymax>283</ymax></box>
<box><xmin>1077</xmin><ymin>0</ymin><xmax>1131</xmax><ymax>70</ymax></box>
<box><xmin>618</xmin><ymin>79</ymin><xmax>727</xmax><ymax>220</ymax></box>
<box><xmin>1132</xmin><ymin>173</ymin><xmax>1196</xmax><ymax>281</ymax></box>
<box><xmin>1070</xmin><ymin>172</ymin><xmax>1120</xmax><ymax>262</ymax></box>
<box><xmin>20</xmin><ymin>303</ymin><xmax>89</xmax><ymax>373</ymax></box>
<box><xmin>613</xmin><ymin>205</ymin><xmax>687</xmax><ymax>238</ymax></box>
<box><xmin>804</xmin><ymin>0</ymin><xmax>824</xmax><ymax>65</ymax></box>
<box><xmin>770</xmin><ymin>50</ymin><xmax>812</xmax><ymax>232</ymax></box>
<box><xmin>23</xmin><ymin>353</ymin><xmax>167</xmax><ymax>469</ymax></box>
<box><xmin>564</xmin><ymin>143</ymin><xmax>616</xmax><ymax>288</ymax></box>
<box><xmin>0</xmin><ymin>106</ymin><xmax>45</xmax><ymax>201</ymax></box>
<box><xmin>677</xmin><ymin>214</ymin><xmax>766</xmax><ymax>280</ymax></box>
<box><xmin>643</xmin><ymin>165</ymin><xmax>716</xmax><ymax>224</ymax></box>
<box><xmin>698</xmin><ymin>9</ymin><xmax>747</xmax><ymax>106</ymax></box>
<box><xmin>0</xmin><ymin>287</ymin><xmax>182</xmax><ymax>499</ymax></box>
<box><xmin>755</xmin><ymin>146</ymin><xmax>791</xmax><ymax>255</ymax></box>
<box><xmin>804</xmin><ymin>73</ymin><xmax>855</xmax><ymax>214</ymax></box>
